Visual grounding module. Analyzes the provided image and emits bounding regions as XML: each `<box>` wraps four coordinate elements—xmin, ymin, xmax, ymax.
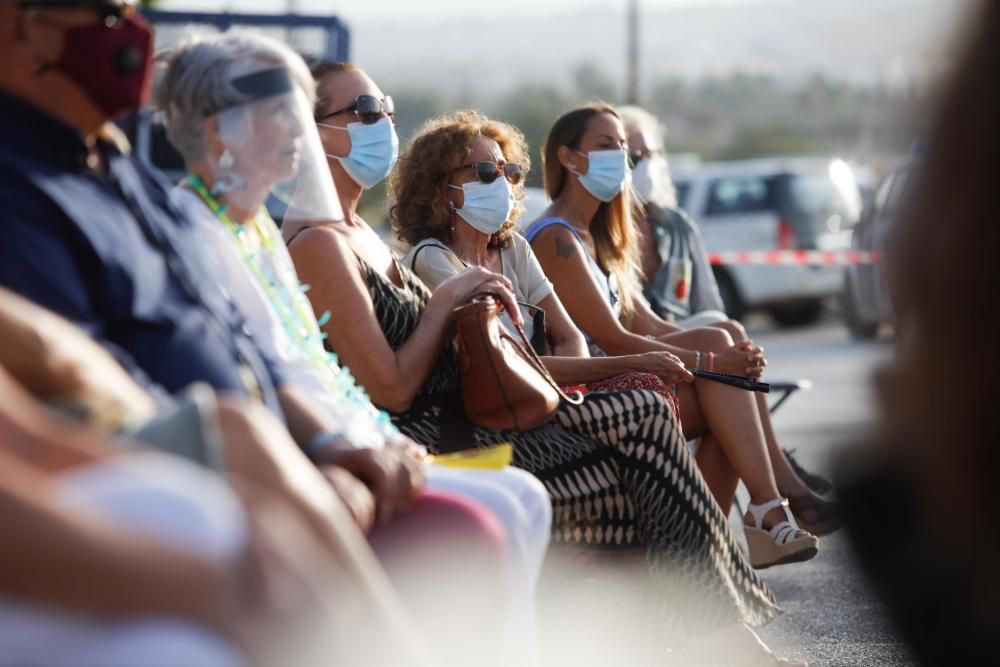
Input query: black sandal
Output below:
<box><xmin>788</xmin><ymin>493</ymin><xmax>843</xmax><ymax>536</ymax></box>
<box><xmin>783</xmin><ymin>447</ymin><xmax>834</xmax><ymax>495</ymax></box>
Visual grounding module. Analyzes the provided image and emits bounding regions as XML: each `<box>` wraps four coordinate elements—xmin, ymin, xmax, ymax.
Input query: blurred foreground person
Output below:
<box><xmin>0</xmin><ymin>286</ymin><xmax>439</xmax><ymax>666</ymax></box>
<box><xmin>842</xmin><ymin>1</ymin><xmax>1000</xmax><ymax>663</ymax></box>
<box><xmin>0</xmin><ymin>3</ymin><xmax>509</xmax><ymax>664</ymax></box>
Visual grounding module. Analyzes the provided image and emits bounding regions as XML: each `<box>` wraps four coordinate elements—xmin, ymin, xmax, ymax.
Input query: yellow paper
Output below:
<box><xmin>426</xmin><ymin>443</ymin><xmax>513</xmax><ymax>470</ymax></box>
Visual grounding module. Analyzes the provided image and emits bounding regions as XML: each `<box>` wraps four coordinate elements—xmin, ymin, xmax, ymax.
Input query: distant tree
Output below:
<box><xmin>571</xmin><ymin>62</ymin><xmax>617</xmax><ymax>104</ymax></box>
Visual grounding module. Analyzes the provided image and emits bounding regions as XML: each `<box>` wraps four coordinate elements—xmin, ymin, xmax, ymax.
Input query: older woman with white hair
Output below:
<box><xmin>616</xmin><ymin>105</ymin><xmax>729</xmax><ymax>328</ymax></box>
<box><xmin>154</xmin><ymin>31</ymin><xmax>552</xmax><ymax>666</ymax></box>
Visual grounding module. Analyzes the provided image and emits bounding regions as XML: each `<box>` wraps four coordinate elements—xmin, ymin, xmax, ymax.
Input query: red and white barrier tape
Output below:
<box><xmin>707</xmin><ymin>250</ymin><xmax>882</xmax><ymax>266</ymax></box>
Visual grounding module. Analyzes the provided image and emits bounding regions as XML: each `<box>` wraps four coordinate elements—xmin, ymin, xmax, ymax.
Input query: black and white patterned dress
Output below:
<box><xmin>351</xmin><ymin>257</ymin><xmax>780</xmax><ymax>636</ymax></box>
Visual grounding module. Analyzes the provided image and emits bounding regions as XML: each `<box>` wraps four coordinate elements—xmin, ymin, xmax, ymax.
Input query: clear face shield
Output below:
<box><xmin>209</xmin><ymin>66</ymin><xmax>344</xmax><ymax>225</ymax></box>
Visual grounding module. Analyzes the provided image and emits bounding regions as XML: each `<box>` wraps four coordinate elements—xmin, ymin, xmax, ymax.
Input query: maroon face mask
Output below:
<box><xmin>51</xmin><ymin>14</ymin><xmax>154</xmax><ymax>119</ymax></box>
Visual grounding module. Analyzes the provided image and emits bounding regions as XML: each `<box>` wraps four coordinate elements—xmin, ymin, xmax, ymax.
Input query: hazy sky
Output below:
<box><xmin>161</xmin><ymin>0</ymin><xmax>753</xmax><ymax>23</ymax></box>
<box><xmin>155</xmin><ymin>0</ymin><xmax>974</xmax><ymax>98</ymax></box>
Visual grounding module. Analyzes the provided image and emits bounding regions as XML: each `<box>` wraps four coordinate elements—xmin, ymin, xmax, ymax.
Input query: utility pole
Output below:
<box><xmin>625</xmin><ymin>0</ymin><xmax>640</xmax><ymax>104</ymax></box>
<box><xmin>286</xmin><ymin>0</ymin><xmax>300</xmax><ymax>49</ymax></box>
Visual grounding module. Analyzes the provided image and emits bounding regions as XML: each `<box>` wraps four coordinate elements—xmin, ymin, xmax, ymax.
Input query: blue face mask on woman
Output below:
<box><xmin>449</xmin><ymin>177</ymin><xmax>516</xmax><ymax>235</ymax></box>
<box><xmin>571</xmin><ymin>148</ymin><xmax>631</xmax><ymax>202</ymax></box>
<box><xmin>319</xmin><ymin>116</ymin><xmax>399</xmax><ymax>189</ymax></box>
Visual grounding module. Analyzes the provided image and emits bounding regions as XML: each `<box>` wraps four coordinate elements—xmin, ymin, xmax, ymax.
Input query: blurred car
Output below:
<box><xmin>673</xmin><ymin>157</ymin><xmax>863</xmax><ymax>326</ymax></box>
<box><xmin>841</xmin><ymin>157</ymin><xmax>917</xmax><ymax>339</ymax></box>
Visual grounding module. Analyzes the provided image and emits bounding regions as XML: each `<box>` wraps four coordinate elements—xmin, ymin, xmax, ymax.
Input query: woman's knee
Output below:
<box><xmin>687</xmin><ymin>326</ymin><xmax>734</xmax><ymax>352</ymax></box>
<box><xmin>712</xmin><ymin>319</ymin><xmax>748</xmax><ymax>342</ymax></box>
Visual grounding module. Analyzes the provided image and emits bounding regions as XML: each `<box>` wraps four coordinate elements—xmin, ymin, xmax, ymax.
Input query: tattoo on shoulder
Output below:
<box><xmin>554</xmin><ymin>235</ymin><xmax>576</xmax><ymax>259</ymax></box>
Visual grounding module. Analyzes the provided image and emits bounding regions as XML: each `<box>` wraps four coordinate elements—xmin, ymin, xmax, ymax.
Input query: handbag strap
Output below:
<box><xmin>502</xmin><ymin>304</ymin><xmax>583</xmax><ymax>406</ymax></box>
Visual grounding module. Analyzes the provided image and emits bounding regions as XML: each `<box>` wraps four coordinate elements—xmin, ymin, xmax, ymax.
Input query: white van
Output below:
<box><xmin>673</xmin><ymin>157</ymin><xmax>862</xmax><ymax>325</ymax></box>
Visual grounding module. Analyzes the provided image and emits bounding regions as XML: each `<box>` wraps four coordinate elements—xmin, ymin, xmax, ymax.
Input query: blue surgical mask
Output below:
<box><xmin>449</xmin><ymin>177</ymin><xmax>516</xmax><ymax>234</ymax></box>
<box><xmin>571</xmin><ymin>148</ymin><xmax>631</xmax><ymax>202</ymax></box>
<box><xmin>319</xmin><ymin>116</ymin><xmax>398</xmax><ymax>189</ymax></box>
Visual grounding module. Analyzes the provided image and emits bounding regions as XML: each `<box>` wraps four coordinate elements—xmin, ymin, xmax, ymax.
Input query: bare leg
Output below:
<box><xmin>708</xmin><ymin>320</ymin><xmax>817</xmax><ymax>498</ymax></box>
<box><xmin>694</xmin><ymin>432</ymin><xmax>740</xmax><ymax>513</ymax></box>
<box><xmin>668</xmin><ymin>327</ymin><xmax>791</xmax><ymax>529</ymax></box>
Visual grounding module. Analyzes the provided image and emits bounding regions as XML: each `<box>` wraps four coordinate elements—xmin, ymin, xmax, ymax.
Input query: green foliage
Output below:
<box><xmin>368</xmin><ymin>67</ymin><xmax>925</xmax><ymax>227</ymax></box>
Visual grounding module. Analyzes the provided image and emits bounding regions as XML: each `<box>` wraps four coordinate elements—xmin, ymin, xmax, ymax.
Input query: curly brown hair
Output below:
<box><xmin>388</xmin><ymin>110</ymin><xmax>530</xmax><ymax>248</ymax></box>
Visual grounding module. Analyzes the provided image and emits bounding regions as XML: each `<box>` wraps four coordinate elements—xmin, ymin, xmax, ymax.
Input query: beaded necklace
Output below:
<box><xmin>186</xmin><ymin>175</ymin><xmax>397</xmax><ymax>433</ymax></box>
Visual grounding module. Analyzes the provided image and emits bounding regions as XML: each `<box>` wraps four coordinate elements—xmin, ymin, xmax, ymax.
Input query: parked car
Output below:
<box><xmin>841</xmin><ymin>157</ymin><xmax>917</xmax><ymax>339</ymax></box>
<box><xmin>672</xmin><ymin>157</ymin><xmax>863</xmax><ymax>326</ymax></box>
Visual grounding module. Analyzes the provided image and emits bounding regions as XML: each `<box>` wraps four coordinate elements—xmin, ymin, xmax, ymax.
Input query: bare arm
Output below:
<box><xmin>0</xmin><ymin>365</ymin><xmax>107</xmax><ymax>472</ymax></box>
<box><xmin>288</xmin><ymin>228</ymin><xmax>454</xmax><ymax>413</ymax></box>
<box><xmin>630</xmin><ymin>293</ymin><xmax>682</xmax><ymax>337</ymax></box>
<box><xmin>0</xmin><ymin>287</ymin><xmax>156</xmax><ymax>430</ymax></box>
<box><xmin>531</xmin><ymin>226</ymin><xmax>694</xmax><ymax>360</ymax></box>
<box><xmin>288</xmin><ymin>227</ymin><xmax>519</xmax><ymax>413</ymax></box>
<box><xmin>535</xmin><ymin>292</ymin><xmax>589</xmax><ymax>358</ymax></box>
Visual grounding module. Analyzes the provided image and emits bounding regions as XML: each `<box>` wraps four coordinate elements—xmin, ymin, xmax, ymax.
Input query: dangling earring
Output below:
<box><xmin>211</xmin><ymin>148</ymin><xmax>246</xmax><ymax>197</ymax></box>
<box><xmin>446</xmin><ymin>201</ymin><xmax>457</xmax><ymax>242</ymax></box>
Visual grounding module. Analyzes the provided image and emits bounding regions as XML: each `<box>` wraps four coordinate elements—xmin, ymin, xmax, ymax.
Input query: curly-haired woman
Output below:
<box><xmin>283</xmin><ymin>62</ymin><xmax>803</xmax><ymax>664</ymax></box>
<box><xmin>393</xmin><ymin>108</ymin><xmax>824</xmax><ymax>571</ymax></box>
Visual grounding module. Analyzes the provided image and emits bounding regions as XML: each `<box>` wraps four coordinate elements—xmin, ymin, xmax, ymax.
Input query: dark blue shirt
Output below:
<box><xmin>0</xmin><ymin>90</ymin><xmax>285</xmax><ymax>415</ymax></box>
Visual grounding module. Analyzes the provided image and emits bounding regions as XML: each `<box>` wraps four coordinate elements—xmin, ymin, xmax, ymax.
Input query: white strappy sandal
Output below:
<box><xmin>744</xmin><ymin>497</ymin><xmax>819</xmax><ymax>569</ymax></box>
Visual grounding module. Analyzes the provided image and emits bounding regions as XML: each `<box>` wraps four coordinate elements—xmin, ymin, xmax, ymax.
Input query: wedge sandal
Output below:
<box><xmin>744</xmin><ymin>497</ymin><xmax>819</xmax><ymax>569</ymax></box>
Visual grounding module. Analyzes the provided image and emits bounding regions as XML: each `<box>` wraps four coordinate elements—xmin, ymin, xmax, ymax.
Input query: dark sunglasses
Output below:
<box><xmin>19</xmin><ymin>0</ymin><xmax>137</xmax><ymax>28</ymax></box>
<box><xmin>316</xmin><ymin>94</ymin><xmax>395</xmax><ymax>125</ymax></box>
<box><xmin>628</xmin><ymin>148</ymin><xmax>662</xmax><ymax>168</ymax></box>
<box><xmin>452</xmin><ymin>161</ymin><xmax>523</xmax><ymax>185</ymax></box>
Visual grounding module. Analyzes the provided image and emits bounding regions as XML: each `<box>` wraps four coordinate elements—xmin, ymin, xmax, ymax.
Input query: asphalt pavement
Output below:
<box><xmin>741</xmin><ymin>313</ymin><xmax>915</xmax><ymax>667</ymax></box>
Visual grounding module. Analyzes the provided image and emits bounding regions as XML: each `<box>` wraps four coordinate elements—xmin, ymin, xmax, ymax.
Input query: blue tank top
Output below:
<box><xmin>524</xmin><ymin>217</ymin><xmax>621</xmax><ymax>323</ymax></box>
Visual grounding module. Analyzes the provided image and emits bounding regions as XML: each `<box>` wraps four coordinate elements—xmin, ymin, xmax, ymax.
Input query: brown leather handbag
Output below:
<box><xmin>452</xmin><ymin>293</ymin><xmax>582</xmax><ymax>432</ymax></box>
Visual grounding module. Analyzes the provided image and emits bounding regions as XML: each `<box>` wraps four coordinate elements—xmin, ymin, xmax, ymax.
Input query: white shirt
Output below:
<box><xmin>404</xmin><ymin>232</ymin><xmax>554</xmax><ymax>341</ymax></box>
<box><xmin>176</xmin><ymin>188</ymin><xmax>393</xmax><ymax>450</ymax></box>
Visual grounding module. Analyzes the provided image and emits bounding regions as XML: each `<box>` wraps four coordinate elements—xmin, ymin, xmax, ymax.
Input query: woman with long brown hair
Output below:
<box><xmin>528</xmin><ymin>104</ymin><xmax>833</xmax><ymax>559</ymax></box>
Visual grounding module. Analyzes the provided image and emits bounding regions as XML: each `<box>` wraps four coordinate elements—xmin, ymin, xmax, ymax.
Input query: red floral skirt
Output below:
<box><xmin>565</xmin><ymin>371</ymin><xmax>683</xmax><ymax>430</ymax></box>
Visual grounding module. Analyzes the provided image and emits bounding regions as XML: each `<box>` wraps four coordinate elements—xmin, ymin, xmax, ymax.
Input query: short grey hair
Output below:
<box><xmin>617</xmin><ymin>105</ymin><xmax>667</xmax><ymax>152</ymax></box>
<box><xmin>153</xmin><ymin>29</ymin><xmax>316</xmax><ymax>162</ymax></box>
